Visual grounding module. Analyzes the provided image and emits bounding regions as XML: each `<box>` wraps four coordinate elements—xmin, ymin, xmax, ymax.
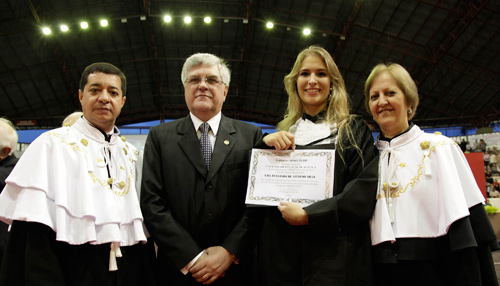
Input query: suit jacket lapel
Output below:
<box><xmin>178</xmin><ymin>115</ymin><xmax>207</xmax><ymax>177</ymax></box>
<box><xmin>207</xmin><ymin>115</ymin><xmax>236</xmax><ymax>182</ymax></box>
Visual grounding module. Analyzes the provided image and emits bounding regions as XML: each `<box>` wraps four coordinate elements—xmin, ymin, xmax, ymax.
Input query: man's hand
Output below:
<box><xmin>278</xmin><ymin>201</ymin><xmax>308</xmax><ymax>226</ymax></box>
<box><xmin>263</xmin><ymin>131</ymin><xmax>295</xmax><ymax>150</ymax></box>
<box><xmin>190</xmin><ymin>246</ymin><xmax>235</xmax><ymax>284</ymax></box>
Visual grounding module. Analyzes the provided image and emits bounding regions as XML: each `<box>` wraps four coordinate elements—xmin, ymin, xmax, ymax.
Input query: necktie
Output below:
<box><xmin>200</xmin><ymin>122</ymin><xmax>212</xmax><ymax>169</ymax></box>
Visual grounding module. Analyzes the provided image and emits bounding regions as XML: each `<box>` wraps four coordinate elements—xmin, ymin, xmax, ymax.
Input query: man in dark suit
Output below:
<box><xmin>0</xmin><ymin>118</ymin><xmax>18</xmax><ymax>272</ymax></box>
<box><xmin>140</xmin><ymin>53</ymin><xmax>263</xmax><ymax>285</ymax></box>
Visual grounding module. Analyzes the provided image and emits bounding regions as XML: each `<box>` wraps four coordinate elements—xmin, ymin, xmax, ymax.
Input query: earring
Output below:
<box><xmin>408</xmin><ymin>108</ymin><xmax>412</xmax><ymax>114</ymax></box>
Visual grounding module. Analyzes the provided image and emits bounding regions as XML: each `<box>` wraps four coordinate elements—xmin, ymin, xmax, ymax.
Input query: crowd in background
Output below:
<box><xmin>455</xmin><ymin>137</ymin><xmax>500</xmax><ymax>199</ymax></box>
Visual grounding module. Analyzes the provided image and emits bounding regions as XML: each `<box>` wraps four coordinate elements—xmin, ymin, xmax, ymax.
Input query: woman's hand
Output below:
<box><xmin>263</xmin><ymin>131</ymin><xmax>295</xmax><ymax>150</ymax></box>
<box><xmin>278</xmin><ymin>202</ymin><xmax>308</xmax><ymax>226</ymax></box>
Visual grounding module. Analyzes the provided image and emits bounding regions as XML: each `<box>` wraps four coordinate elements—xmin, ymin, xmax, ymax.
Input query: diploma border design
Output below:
<box><xmin>247</xmin><ymin>149</ymin><xmax>334</xmax><ymax>206</ymax></box>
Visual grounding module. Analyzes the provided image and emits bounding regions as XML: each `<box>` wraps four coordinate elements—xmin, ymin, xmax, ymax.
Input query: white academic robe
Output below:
<box><xmin>371</xmin><ymin>125</ymin><xmax>485</xmax><ymax>245</ymax></box>
<box><xmin>0</xmin><ymin>118</ymin><xmax>147</xmax><ymax>270</ymax></box>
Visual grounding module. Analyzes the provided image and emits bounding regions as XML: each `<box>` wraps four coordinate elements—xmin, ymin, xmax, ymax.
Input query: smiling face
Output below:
<box><xmin>368</xmin><ymin>71</ymin><xmax>410</xmax><ymax>138</ymax></box>
<box><xmin>296</xmin><ymin>55</ymin><xmax>331</xmax><ymax>116</ymax></box>
<box><xmin>79</xmin><ymin>72</ymin><xmax>126</xmax><ymax>133</ymax></box>
<box><xmin>184</xmin><ymin>63</ymin><xmax>228</xmax><ymax>122</ymax></box>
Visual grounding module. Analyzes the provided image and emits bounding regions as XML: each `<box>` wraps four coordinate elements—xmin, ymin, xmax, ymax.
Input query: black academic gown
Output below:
<box><xmin>0</xmin><ymin>154</ymin><xmax>17</xmax><ymax>191</ymax></box>
<box><xmin>373</xmin><ymin>202</ymin><xmax>499</xmax><ymax>286</ymax></box>
<box><xmin>250</xmin><ymin>115</ymin><xmax>379</xmax><ymax>286</ymax></box>
<box><xmin>0</xmin><ymin>221</ymin><xmax>157</xmax><ymax>286</ymax></box>
<box><xmin>140</xmin><ymin>114</ymin><xmax>263</xmax><ymax>286</ymax></box>
<box><xmin>0</xmin><ymin>154</ymin><xmax>17</xmax><ymax>273</ymax></box>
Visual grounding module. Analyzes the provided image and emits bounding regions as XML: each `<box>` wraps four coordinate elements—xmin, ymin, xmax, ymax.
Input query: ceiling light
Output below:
<box><xmin>140</xmin><ymin>16</ymin><xmax>146</xmax><ymax>21</ymax></box>
<box><xmin>42</xmin><ymin>27</ymin><xmax>51</xmax><ymax>35</ymax></box>
<box><xmin>121</xmin><ymin>18</ymin><xmax>127</xmax><ymax>23</ymax></box>
<box><xmin>184</xmin><ymin>16</ymin><xmax>192</xmax><ymax>24</ymax></box>
<box><xmin>80</xmin><ymin>22</ymin><xmax>89</xmax><ymax>29</ymax></box>
<box><xmin>266</xmin><ymin>22</ymin><xmax>274</xmax><ymax>29</ymax></box>
<box><xmin>204</xmin><ymin>17</ymin><xmax>211</xmax><ymax>23</ymax></box>
<box><xmin>60</xmin><ymin>25</ymin><xmax>69</xmax><ymax>32</ymax></box>
<box><xmin>303</xmin><ymin>28</ymin><xmax>311</xmax><ymax>35</ymax></box>
<box><xmin>242</xmin><ymin>19</ymin><xmax>248</xmax><ymax>24</ymax></box>
<box><xmin>164</xmin><ymin>15</ymin><xmax>172</xmax><ymax>23</ymax></box>
<box><xmin>100</xmin><ymin>19</ymin><xmax>108</xmax><ymax>27</ymax></box>
<box><xmin>224</xmin><ymin>19</ymin><xmax>229</xmax><ymax>23</ymax></box>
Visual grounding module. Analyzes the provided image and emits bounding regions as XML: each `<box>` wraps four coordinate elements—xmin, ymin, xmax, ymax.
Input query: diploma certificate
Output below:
<box><xmin>245</xmin><ymin>149</ymin><xmax>335</xmax><ymax>207</ymax></box>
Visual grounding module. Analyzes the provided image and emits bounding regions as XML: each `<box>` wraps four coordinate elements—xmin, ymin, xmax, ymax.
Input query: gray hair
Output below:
<box><xmin>180</xmin><ymin>53</ymin><xmax>230</xmax><ymax>87</ymax></box>
<box><xmin>0</xmin><ymin>118</ymin><xmax>18</xmax><ymax>154</ymax></box>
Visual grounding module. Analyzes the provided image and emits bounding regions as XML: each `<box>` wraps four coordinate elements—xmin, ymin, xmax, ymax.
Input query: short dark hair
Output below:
<box><xmin>79</xmin><ymin>62</ymin><xmax>127</xmax><ymax>96</ymax></box>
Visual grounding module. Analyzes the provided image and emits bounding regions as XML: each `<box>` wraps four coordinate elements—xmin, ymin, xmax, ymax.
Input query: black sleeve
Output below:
<box><xmin>468</xmin><ymin>203</ymin><xmax>500</xmax><ymax>286</ymax></box>
<box><xmin>304</xmin><ymin>115</ymin><xmax>379</xmax><ymax>232</ymax></box>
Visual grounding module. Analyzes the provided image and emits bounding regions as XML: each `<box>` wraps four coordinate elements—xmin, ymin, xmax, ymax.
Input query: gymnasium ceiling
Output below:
<box><xmin>1</xmin><ymin>0</ymin><xmax>499</xmax><ymax>130</ymax></box>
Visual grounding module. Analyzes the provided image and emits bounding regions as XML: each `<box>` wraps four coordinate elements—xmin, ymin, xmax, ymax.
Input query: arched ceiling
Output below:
<box><xmin>1</xmin><ymin>0</ymin><xmax>499</xmax><ymax>130</ymax></box>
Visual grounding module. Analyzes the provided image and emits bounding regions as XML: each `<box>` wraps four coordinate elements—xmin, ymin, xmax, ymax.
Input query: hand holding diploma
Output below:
<box><xmin>278</xmin><ymin>201</ymin><xmax>308</xmax><ymax>225</ymax></box>
<box><xmin>263</xmin><ymin>131</ymin><xmax>295</xmax><ymax>150</ymax></box>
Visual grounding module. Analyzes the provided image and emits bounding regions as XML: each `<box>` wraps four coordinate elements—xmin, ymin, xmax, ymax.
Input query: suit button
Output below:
<box><xmin>207</xmin><ymin>213</ymin><xmax>213</xmax><ymax>220</ymax></box>
<box><xmin>206</xmin><ymin>185</ymin><xmax>213</xmax><ymax>192</ymax></box>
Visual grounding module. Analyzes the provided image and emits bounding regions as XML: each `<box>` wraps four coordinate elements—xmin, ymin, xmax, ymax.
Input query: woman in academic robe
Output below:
<box><xmin>365</xmin><ymin>63</ymin><xmax>499</xmax><ymax>286</ymax></box>
<box><xmin>249</xmin><ymin>45</ymin><xmax>379</xmax><ymax>286</ymax></box>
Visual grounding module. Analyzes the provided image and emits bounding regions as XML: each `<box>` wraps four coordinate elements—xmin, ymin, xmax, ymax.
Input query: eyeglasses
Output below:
<box><xmin>185</xmin><ymin>76</ymin><xmax>224</xmax><ymax>86</ymax></box>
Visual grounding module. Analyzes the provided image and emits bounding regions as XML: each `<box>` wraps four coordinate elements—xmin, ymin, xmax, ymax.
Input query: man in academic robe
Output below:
<box><xmin>0</xmin><ymin>62</ymin><xmax>156</xmax><ymax>286</ymax></box>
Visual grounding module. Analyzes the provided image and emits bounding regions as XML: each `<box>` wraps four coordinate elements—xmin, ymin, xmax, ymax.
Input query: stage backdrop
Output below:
<box><xmin>464</xmin><ymin>152</ymin><xmax>486</xmax><ymax>199</ymax></box>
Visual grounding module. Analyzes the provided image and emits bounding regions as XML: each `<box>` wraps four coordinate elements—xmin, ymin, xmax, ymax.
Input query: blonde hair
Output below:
<box><xmin>278</xmin><ymin>46</ymin><xmax>360</xmax><ymax>157</ymax></box>
<box><xmin>364</xmin><ymin>63</ymin><xmax>419</xmax><ymax>120</ymax></box>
